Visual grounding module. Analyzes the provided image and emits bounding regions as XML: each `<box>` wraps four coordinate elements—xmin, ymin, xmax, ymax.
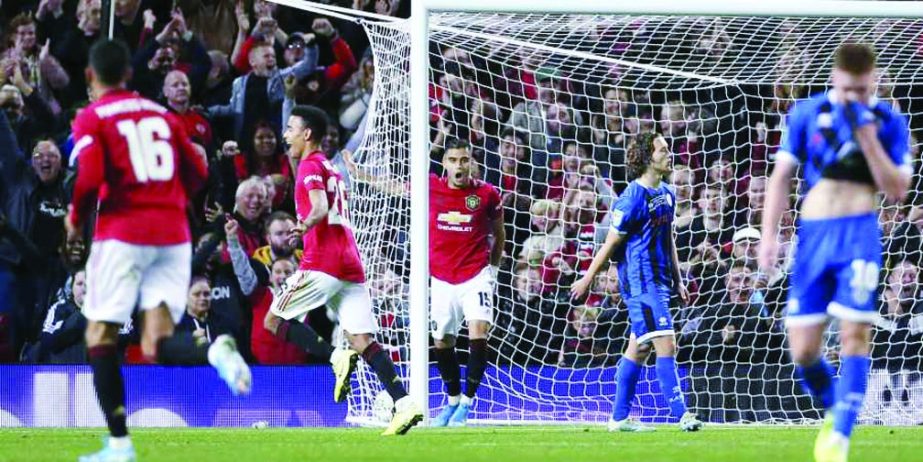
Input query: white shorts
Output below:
<box><xmin>431</xmin><ymin>267</ymin><xmax>494</xmax><ymax>339</ymax></box>
<box><xmin>269</xmin><ymin>270</ymin><xmax>378</xmax><ymax>335</ymax></box>
<box><xmin>84</xmin><ymin>240</ymin><xmax>191</xmax><ymax>325</ymax></box>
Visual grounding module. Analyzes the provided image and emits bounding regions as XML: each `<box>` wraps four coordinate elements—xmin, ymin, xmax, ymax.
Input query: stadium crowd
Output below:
<box><xmin>0</xmin><ymin>0</ymin><xmax>921</xmax><ymax>422</ymax></box>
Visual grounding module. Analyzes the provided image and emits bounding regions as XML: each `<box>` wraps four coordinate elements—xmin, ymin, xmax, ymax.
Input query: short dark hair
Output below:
<box><xmin>444</xmin><ymin>137</ymin><xmax>470</xmax><ymax>152</ymax></box>
<box><xmin>834</xmin><ymin>42</ymin><xmax>877</xmax><ymax>75</ymax></box>
<box><xmin>626</xmin><ymin>132</ymin><xmax>658</xmax><ymax>179</ymax></box>
<box><xmin>289</xmin><ymin>105</ymin><xmax>328</xmax><ymax>143</ymax></box>
<box><xmin>264</xmin><ymin>211</ymin><xmax>296</xmax><ymax>230</ymax></box>
<box><xmin>89</xmin><ymin>39</ymin><xmax>132</xmax><ymax>87</ymax></box>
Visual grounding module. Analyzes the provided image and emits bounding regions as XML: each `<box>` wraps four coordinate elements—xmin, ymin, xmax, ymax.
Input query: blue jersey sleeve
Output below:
<box><xmin>880</xmin><ymin>110</ymin><xmax>912</xmax><ymax>175</ymax></box>
<box><xmin>778</xmin><ymin>100</ymin><xmax>810</xmax><ymax>165</ymax></box>
<box><xmin>610</xmin><ymin>187</ymin><xmax>642</xmax><ymax>235</ymax></box>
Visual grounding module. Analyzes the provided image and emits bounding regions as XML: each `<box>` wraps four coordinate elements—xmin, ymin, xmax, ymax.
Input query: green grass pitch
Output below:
<box><xmin>1</xmin><ymin>426</ymin><xmax>922</xmax><ymax>462</ymax></box>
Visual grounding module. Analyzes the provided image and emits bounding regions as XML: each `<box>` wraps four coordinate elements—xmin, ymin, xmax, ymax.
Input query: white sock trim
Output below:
<box><xmin>460</xmin><ymin>395</ymin><xmax>473</xmax><ymax>406</ymax></box>
<box><xmin>448</xmin><ymin>395</ymin><xmax>460</xmax><ymax>406</ymax></box>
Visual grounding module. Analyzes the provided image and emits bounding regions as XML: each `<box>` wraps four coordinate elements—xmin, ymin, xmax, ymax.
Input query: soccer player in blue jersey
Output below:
<box><xmin>572</xmin><ymin>133</ymin><xmax>703</xmax><ymax>432</ymax></box>
<box><xmin>760</xmin><ymin>43</ymin><xmax>911</xmax><ymax>462</ymax></box>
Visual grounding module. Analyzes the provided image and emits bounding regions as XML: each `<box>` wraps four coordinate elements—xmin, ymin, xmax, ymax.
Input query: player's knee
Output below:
<box><xmin>789</xmin><ymin>347</ymin><xmax>820</xmax><ymax>366</ymax></box>
<box><xmin>468</xmin><ymin>321</ymin><xmax>490</xmax><ymax>339</ymax></box>
<box><xmin>652</xmin><ymin>337</ymin><xmax>676</xmax><ymax>358</ymax></box>
<box><xmin>85</xmin><ymin>321</ymin><xmax>118</xmax><ymax>348</ymax></box>
<box><xmin>839</xmin><ymin>322</ymin><xmax>871</xmax><ymax>356</ymax></box>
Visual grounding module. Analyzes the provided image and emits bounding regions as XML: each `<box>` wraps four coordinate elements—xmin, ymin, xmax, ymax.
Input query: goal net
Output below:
<box><xmin>342</xmin><ymin>8</ymin><xmax>923</xmax><ymax>425</ymax></box>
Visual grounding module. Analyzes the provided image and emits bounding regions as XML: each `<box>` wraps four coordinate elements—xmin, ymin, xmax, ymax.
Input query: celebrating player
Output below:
<box><xmin>571</xmin><ymin>133</ymin><xmax>703</xmax><ymax>433</ymax></box>
<box><xmin>343</xmin><ymin>139</ymin><xmax>505</xmax><ymax>427</ymax></box>
<box><xmin>267</xmin><ymin>104</ymin><xmax>423</xmax><ymax>436</ymax></box>
<box><xmin>67</xmin><ymin>40</ymin><xmax>251</xmax><ymax>462</ymax></box>
<box><xmin>760</xmin><ymin>43</ymin><xmax>911</xmax><ymax>462</ymax></box>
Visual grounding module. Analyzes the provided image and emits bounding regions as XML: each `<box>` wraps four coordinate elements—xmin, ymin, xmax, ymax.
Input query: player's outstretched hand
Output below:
<box><xmin>341</xmin><ymin>149</ymin><xmax>359</xmax><ymax>177</ymax></box>
<box><xmin>570</xmin><ymin>275</ymin><xmax>592</xmax><ymax>301</ymax></box>
<box><xmin>757</xmin><ymin>235</ymin><xmax>778</xmax><ymax>275</ymax></box>
<box><xmin>677</xmin><ymin>284</ymin><xmax>690</xmax><ymax>307</ymax></box>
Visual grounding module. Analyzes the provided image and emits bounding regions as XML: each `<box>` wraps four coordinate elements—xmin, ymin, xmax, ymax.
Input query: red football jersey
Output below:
<box><xmin>69</xmin><ymin>89</ymin><xmax>208</xmax><ymax>245</ymax></box>
<box><xmin>430</xmin><ymin>174</ymin><xmax>502</xmax><ymax>284</ymax></box>
<box><xmin>295</xmin><ymin>151</ymin><xmax>365</xmax><ymax>283</ymax></box>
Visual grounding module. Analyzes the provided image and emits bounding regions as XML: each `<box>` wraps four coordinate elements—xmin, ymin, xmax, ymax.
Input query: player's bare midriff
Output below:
<box><xmin>800</xmin><ymin>178</ymin><xmax>876</xmax><ymax>220</ymax></box>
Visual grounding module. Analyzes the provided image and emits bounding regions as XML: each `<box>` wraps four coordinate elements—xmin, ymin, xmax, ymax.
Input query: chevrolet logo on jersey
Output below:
<box><xmin>437</xmin><ymin>211</ymin><xmax>472</xmax><ymax>225</ymax></box>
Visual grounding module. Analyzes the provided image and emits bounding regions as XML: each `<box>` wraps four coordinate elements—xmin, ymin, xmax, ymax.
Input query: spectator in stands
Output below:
<box><xmin>176</xmin><ymin>277</ymin><xmax>232</xmax><ymax>345</ymax></box>
<box><xmin>874</xmin><ymin>260</ymin><xmax>923</xmax><ymax>371</ymax></box>
<box><xmin>191</xmin><ymin>231</ymin><xmax>249</xmax><ymax>359</ymax></box>
<box><xmin>286</xmin><ymin>19</ymin><xmax>358</xmax><ymax>109</ymax></box>
<box><xmin>3</xmin><ymin>13</ymin><xmax>70</xmax><ymax>116</ymax></box>
<box><xmin>339</xmin><ymin>50</ymin><xmax>373</xmax><ymax>131</ymax></box>
<box><xmin>677</xmin><ymin>183</ymin><xmax>732</xmax><ymax>261</ymax></box>
<box><xmin>887</xmin><ymin>204</ymin><xmax>923</xmax><ymax>266</ymax></box>
<box><xmin>132</xmin><ymin>9</ymin><xmax>210</xmax><ymax>100</ymax></box>
<box><xmin>660</xmin><ymin>100</ymin><xmax>700</xmax><ymax>171</ymax></box>
<box><xmin>681</xmin><ymin>261</ymin><xmax>773</xmax><ymax>421</ymax></box>
<box><xmin>517</xmin><ymin>199</ymin><xmax>564</xmax><ymax>271</ymax></box>
<box><xmin>0</xmin><ymin>74</ymin><xmax>57</xmax><ymax>156</ymax></box>
<box><xmin>163</xmin><ymin>70</ymin><xmax>212</xmax><ymax>149</ymax></box>
<box><xmin>558</xmin><ymin>305</ymin><xmax>613</xmax><ymax>368</ymax></box>
<box><xmin>735</xmin><ymin>175</ymin><xmax>767</xmax><ymax>228</ymax></box>
<box><xmin>672</xmin><ymin>163</ymin><xmax>697</xmax><ymax>230</ymax></box>
<box><xmin>252</xmin><ymin>211</ymin><xmax>301</xmax><ymax>269</ymax></box>
<box><xmin>178</xmin><ymin>0</ymin><xmax>239</xmax><ymax>55</ymax></box>
<box><xmin>0</xmin><ymin>131</ymin><xmax>69</xmax><ymax>359</ymax></box>
<box><xmin>36</xmin><ymin>269</ymin><xmax>87</xmax><ymax>363</ymax></box>
<box><xmin>494</xmin><ymin>265</ymin><xmax>564</xmax><ymax>364</ymax></box>
<box><xmin>208</xmin><ymin>26</ymin><xmax>317</xmax><ymax>141</ymax></box>
<box><xmin>53</xmin><ymin>0</ymin><xmax>101</xmax><ymax>107</ymax></box>
<box><xmin>506</xmin><ymin>66</ymin><xmax>559</xmax><ymax>168</ymax></box>
<box><xmin>730</xmin><ymin>226</ymin><xmax>761</xmax><ymax>268</ymax></box>
<box><xmin>226</xmin><ymin>123</ymin><xmax>292</xmax><ymax>202</ymax></box>
<box><xmin>229</xmin><ymin>176</ymin><xmax>270</xmax><ymax>257</ymax></box>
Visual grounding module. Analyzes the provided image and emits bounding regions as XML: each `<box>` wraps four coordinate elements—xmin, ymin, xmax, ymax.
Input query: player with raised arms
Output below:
<box><xmin>571</xmin><ymin>133</ymin><xmax>703</xmax><ymax>433</ymax></box>
<box><xmin>67</xmin><ymin>39</ymin><xmax>250</xmax><ymax>462</ymax></box>
<box><xmin>343</xmin><ymin>138</ymin><xmax>505</xmax><ymax>427</ymax></box>
<box><xmin>267</xmin><ymin>104</ymin><xmax>423</xmax><ymax>436</ymax></box>
<box><xmin>760</xmin><ymin>43</ymin><xmax>911</xmax><ymax>462</ymax></box>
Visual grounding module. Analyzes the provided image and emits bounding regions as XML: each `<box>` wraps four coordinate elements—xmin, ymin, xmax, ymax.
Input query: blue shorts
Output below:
<box><xmin>625</xmin><ymin>288</ymin><xmax>675</xmax><ymax>344</ymax></box>
<box><xmin>787</xmin><ymin>213</ymin><xmax>881</xmax><ymax>327</ymax></box>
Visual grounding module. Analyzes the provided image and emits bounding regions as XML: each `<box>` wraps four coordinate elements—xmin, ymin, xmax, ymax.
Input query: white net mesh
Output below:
<box><xmin>344</xmin><ymin>12</ymin><xmax>923</xmax><ymax>425</ymax></box>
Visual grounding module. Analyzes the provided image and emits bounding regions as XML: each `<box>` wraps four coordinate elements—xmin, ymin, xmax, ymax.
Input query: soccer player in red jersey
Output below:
<box><xmin>66</xmin><ymin>40</ymin><xmax>250</xmax><ymax>462</ymax></box>
<box><xmin>344</xmin><ymin>139</ymin><xmax>506</xmax><ymax>428</ymax></box>
<box><xmin>267</xmin><ymin>104</ymin><xmax>422</xmax><ymax>436</ymax></box>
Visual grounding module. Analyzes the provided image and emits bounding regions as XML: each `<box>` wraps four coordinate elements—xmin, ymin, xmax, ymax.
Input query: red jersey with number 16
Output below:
<box><xmin>430</xmin><ymin>174</ymin><xmax>502</xmax><ymax>284</ymax></box>
<box><xmin>295</xmin><ymin>151</ymin><xmax>365</xmax><ymax>283</ymax></box>
<box><xmin>69</xmin><ymin>89</ymin><xmax>208</xmax><ymax>245</ymax></box>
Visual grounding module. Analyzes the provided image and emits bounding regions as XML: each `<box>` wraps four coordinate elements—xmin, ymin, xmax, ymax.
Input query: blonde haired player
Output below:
<box><xmin>760</xmin><ymin>43</ymin><xmax>911</xmax><ymax>462</ymax></box>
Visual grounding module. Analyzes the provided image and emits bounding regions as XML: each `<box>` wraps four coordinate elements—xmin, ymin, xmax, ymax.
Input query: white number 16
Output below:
<box><xmin>117</xmin><ymin>117</ymin><xmax>175</xmax><ymax>183</ymax></box>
